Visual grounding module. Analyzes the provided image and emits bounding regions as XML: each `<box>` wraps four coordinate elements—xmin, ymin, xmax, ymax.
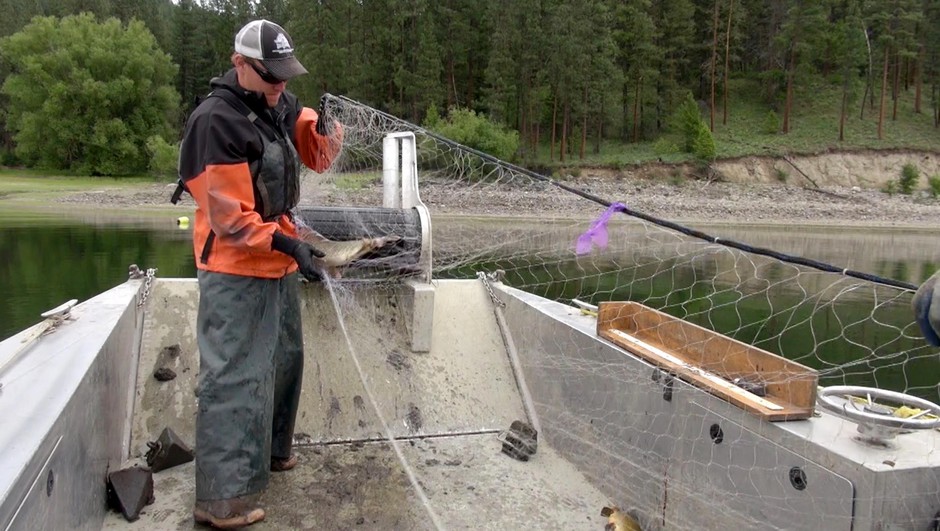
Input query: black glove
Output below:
<box><xmin>315</xmin><ymin>93</ymin><xmax>335</xmax><ymax>136</ymax></box>
<box><xmin>272</xmin><ymin>232</ymin><xmax>325</xmax><ymax>282</ymax></box>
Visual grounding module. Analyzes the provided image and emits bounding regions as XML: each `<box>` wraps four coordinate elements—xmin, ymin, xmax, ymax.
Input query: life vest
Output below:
<box><xmin>172</xmin><ymin>88</ymin><xmax>301</xmax><ymax>264</ymax></box>
<box><xmin>173</xmin><ymin>88</ymin><xmax>300</xmax><ymax>219</ymax></box>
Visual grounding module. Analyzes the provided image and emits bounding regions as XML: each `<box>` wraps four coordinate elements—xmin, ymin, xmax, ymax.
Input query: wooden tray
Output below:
<box><xmin>597</xmin><ymin>301</ymin><xmax>817</xmax><ymax>421</ymax></box>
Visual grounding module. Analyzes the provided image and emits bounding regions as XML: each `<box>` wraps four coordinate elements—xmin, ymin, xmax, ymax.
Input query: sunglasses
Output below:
<box><xmin>248</xmin><ymin>60</ymin><xmax>284</xmax><ymax>84</ymax></box>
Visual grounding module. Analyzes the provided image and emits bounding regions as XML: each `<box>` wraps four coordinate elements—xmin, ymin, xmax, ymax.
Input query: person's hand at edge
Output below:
<box><xmin>912</xmin><ymin>269</ymin><xmax>940</xmax><ymax>346</ymax></box>
<box><xmin>272</xmin><ymin>232</ymin><xmax>325</xmax><ymax>282</ymax></box>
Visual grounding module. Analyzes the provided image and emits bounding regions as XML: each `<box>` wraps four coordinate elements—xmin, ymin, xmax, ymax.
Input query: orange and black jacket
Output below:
<box><xmin>178</xmin><ymin>69</ymin><xmax>342</xmax><ymax>278</ymax></box>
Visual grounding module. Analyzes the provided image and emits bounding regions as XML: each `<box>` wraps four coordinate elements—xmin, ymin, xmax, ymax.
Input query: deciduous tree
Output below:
<box><xmin>0</xmin><ymin>14</ymin><xmax>179</xmax><ymax>175</ymax></box>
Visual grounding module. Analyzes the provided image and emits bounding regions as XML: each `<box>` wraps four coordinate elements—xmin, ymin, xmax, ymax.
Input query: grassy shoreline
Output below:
<box><xmin>0</xmin><ymin>172</ymin><xmax>164</xmax><ymax>198</ymax></box>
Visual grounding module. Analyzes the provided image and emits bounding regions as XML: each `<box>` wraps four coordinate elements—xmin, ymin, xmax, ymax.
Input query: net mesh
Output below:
<box><xmin>291</xmin><ymin>95</ymin><xmax>940</xmax><ymax>530</ymax></box>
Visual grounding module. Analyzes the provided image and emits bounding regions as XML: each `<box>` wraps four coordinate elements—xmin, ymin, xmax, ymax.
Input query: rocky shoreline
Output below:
<box><xmin>55</xmin><ymin>173</ymin><xmax>940</xmax><ymax>229</ymax></box>
<box><xmin>365</xmin><ymin>176</ymin><xmax>940</xmax><ymax>227</ymax></box>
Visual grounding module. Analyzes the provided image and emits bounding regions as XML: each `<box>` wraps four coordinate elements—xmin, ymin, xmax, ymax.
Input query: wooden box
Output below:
<box><xmin>597</xmin><ymin>301</ymin><xmax>817</xmax><ymax>421</ymax></box>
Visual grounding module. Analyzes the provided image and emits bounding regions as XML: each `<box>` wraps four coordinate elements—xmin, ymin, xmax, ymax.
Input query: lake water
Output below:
<box><xmin>0</xmin><ymin>210</ymin><xmax>196</xmax><ymax>341</ymax></box>
<box><xmin>3</xmin><ymin>209</ymin><xmax>939</xmax><ymax>399</ymax></box>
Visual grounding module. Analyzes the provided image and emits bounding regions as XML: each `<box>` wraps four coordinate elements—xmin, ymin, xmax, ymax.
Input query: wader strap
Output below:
<box><xmin>170</xmin><ymin>178</ymin><xmax>186</xmax><ymax>204</ymax></box>
<box><xmin>213</xmin><ymin>89</ymin><xmax>289</xmax><ymax>141</ymax></box>
<box><xmin>200</xmin><ymin>231</ymin><xmax>216</xmax><ymax>264</ymax></box>
<box><xmin>212</xmin><ymin>89</ymin><xmax>261</xmax><ymax>128</ymax></box>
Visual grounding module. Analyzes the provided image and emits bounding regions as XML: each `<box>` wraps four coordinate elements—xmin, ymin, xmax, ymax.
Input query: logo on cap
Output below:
<box><xmin>272</xmin><ymin>33</ymin><xmax>293</xmax><ymax>55</ymax></box>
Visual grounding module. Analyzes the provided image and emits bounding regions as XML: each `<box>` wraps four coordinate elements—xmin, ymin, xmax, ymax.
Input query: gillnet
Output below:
<box><xmin>289</xmin><ymin>95</ymin><xmax>940</xmax><ymax>530</ymax></box>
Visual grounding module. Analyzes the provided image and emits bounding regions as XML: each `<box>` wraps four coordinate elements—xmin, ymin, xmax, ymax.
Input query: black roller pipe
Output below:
<box><xmin>295</xmin><ymin>206</ymin><xmax>424</xmax><ymax>276</ymax></box>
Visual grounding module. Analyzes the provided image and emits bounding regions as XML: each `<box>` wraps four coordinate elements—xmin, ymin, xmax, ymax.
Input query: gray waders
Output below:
<box><xmin>194</xmin><ymin>270</ymin><xmax>304</xmax><ymax>501</ymax></box>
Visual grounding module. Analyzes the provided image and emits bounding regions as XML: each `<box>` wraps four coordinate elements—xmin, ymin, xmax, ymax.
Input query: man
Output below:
<box><xmin>177</xmin><ymin>19</ymin><xmax>343</xmax><ymax>529</ymax></box>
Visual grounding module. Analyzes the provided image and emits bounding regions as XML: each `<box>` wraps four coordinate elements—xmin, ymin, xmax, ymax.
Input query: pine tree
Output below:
<box><xmin>172</xmin><ymin>0</ymin><xmax>224</xmax><ymax>116</ymax></box>
<box><xmin>484</xmin><ymin>0</ymin><xmax>547</xmax><ymax>158</ymax></box>
<box><xmin>829</xmin><ymin>0</ymin><xmax>867</xmax><ymax>141</ymax></box>
<box><xmin>438</xmin><ymin>0</ymin><xmax>491</xmax><ymax>110</ymax></box>
<box><xmin>778</xmin><ymin>0</ymin><xmax>827</xmax><ymax>134</ymax></box>
<box><xmin>612</xmin><ymin>0</ymin><xmax>658</xmax><ymax>142</ymax></box>
<box><xmin>924</xmin><ymin>0</ymin><xmax>940</xmax><ymax>126</ymax></box>
<box><xmin>651</xmin><ymin>0</ymin><xmax>696</xmax><ymax>132</ymax></box>
<box><xmin>408</xmin><ymin>0</ymin><xmax>444</xmax><ymax>122</ymax></box>
<box><xmin>289</xmin><ymin>0</ymin><xmax>367</xmax><ymax>102</ymax></box>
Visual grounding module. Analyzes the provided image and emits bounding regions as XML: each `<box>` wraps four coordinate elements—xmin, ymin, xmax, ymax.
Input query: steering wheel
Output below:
<box><xmin>817</xmin><ymin>385</ymin><xmax>940</xmax><ymax>432</ymax></box>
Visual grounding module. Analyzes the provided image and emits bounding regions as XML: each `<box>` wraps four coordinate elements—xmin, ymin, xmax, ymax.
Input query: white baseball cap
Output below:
<box><xmin>234</xmin><ymin>19</ymin><xmax>308</xmax><ymax>81</ymax></box>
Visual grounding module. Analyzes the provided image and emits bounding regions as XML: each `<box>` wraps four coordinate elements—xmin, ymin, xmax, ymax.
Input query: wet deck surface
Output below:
<box><xmin>102</xmin><ymin>433</ymin><xmax>610</xmax><ymax>530</ymax></box>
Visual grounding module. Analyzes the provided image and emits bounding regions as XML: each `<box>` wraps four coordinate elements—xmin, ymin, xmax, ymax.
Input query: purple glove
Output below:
<box><xmin>575</xmin><ymin>202</ymin><xmax>627</xmax><ymax>255</ymax></box>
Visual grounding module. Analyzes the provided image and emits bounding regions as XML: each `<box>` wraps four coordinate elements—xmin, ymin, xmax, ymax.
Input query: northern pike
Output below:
<box><xmin>299</xmin><ymin>229</ymin><xmax>401</xmax><ymax>278</ymax></box>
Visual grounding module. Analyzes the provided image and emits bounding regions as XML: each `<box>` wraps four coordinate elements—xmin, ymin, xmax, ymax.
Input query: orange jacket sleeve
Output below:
<box><xmin>295</xmin><ymin>107</ymin><xmax>344</xmax><ymax>173</ymax></box>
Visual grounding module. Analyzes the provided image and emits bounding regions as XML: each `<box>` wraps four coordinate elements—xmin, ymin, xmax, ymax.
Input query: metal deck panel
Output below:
<box><xmin>102</xmin><ymin>434</ymin><xmax>611</xmax><ymax>530</ymax></box>
<box><xmin>131</xmin><ymin>279</ymin><xmax>527</xmax><ymax>456</ymax></box>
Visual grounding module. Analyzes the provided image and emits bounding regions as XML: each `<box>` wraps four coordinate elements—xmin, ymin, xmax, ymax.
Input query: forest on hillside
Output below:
<box><xmin>0</xmin><ymin>0</ymin><xmax>938</xmax><ymax>175</ymax></box>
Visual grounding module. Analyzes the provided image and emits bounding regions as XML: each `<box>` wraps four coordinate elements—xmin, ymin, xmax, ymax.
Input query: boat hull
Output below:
<box><xmin>1</xmin><ymin>278</ymin><xmax>939</xmax><ymax>530</ymax></box>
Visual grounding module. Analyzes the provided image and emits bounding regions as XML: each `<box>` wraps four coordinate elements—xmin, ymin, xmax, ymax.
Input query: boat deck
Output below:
<box><xmin>98</xmin><ymin>278</ymin><xmax>611</xmax><ymax>529</ymax></box>
<box><xmin>101</xmin><ymin>434</ymin><xmax>610</xmax><ymax>530</ymax></box>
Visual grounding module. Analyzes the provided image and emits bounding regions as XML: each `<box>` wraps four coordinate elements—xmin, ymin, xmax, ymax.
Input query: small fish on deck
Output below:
<box><xmin>299</xmin><ymin>229</ymin><xmax>401</xmax><ymax>278</ymax></box>
<box><xmin>600</xmin><ymin>506</ymin><xmax>642</xmax><ymax>531</ymax></box>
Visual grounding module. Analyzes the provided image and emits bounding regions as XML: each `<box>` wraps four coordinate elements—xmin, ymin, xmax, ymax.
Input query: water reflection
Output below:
<box><xmin>0</xmin><ymin>214</ymin><xmax>195</xmax><ymax>340</ymax></box>
<box><xmin>696</xmin><ymin>223</ymin><xmax>940</xmax><ymax>285</ymax></box>
<box><xmin>438</xmin><ymin>219</ymin><xmax>940</xmax><ymax>401</ymax></box>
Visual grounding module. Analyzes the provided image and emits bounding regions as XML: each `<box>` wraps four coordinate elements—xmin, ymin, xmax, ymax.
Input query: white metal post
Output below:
<box><xmin>399</xmin><ymin>134</ymin><xmax>417</xmax><ymax>209</ymax></box>
<box><xmin>382</xmin><ymin>135</ymin><xmax>400</xmax><ymax>209</ymax></box>
<box><xmin>381</xmin><ymin>132</ymin><xmax>435</xmax><ymax>351</ymax></box>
